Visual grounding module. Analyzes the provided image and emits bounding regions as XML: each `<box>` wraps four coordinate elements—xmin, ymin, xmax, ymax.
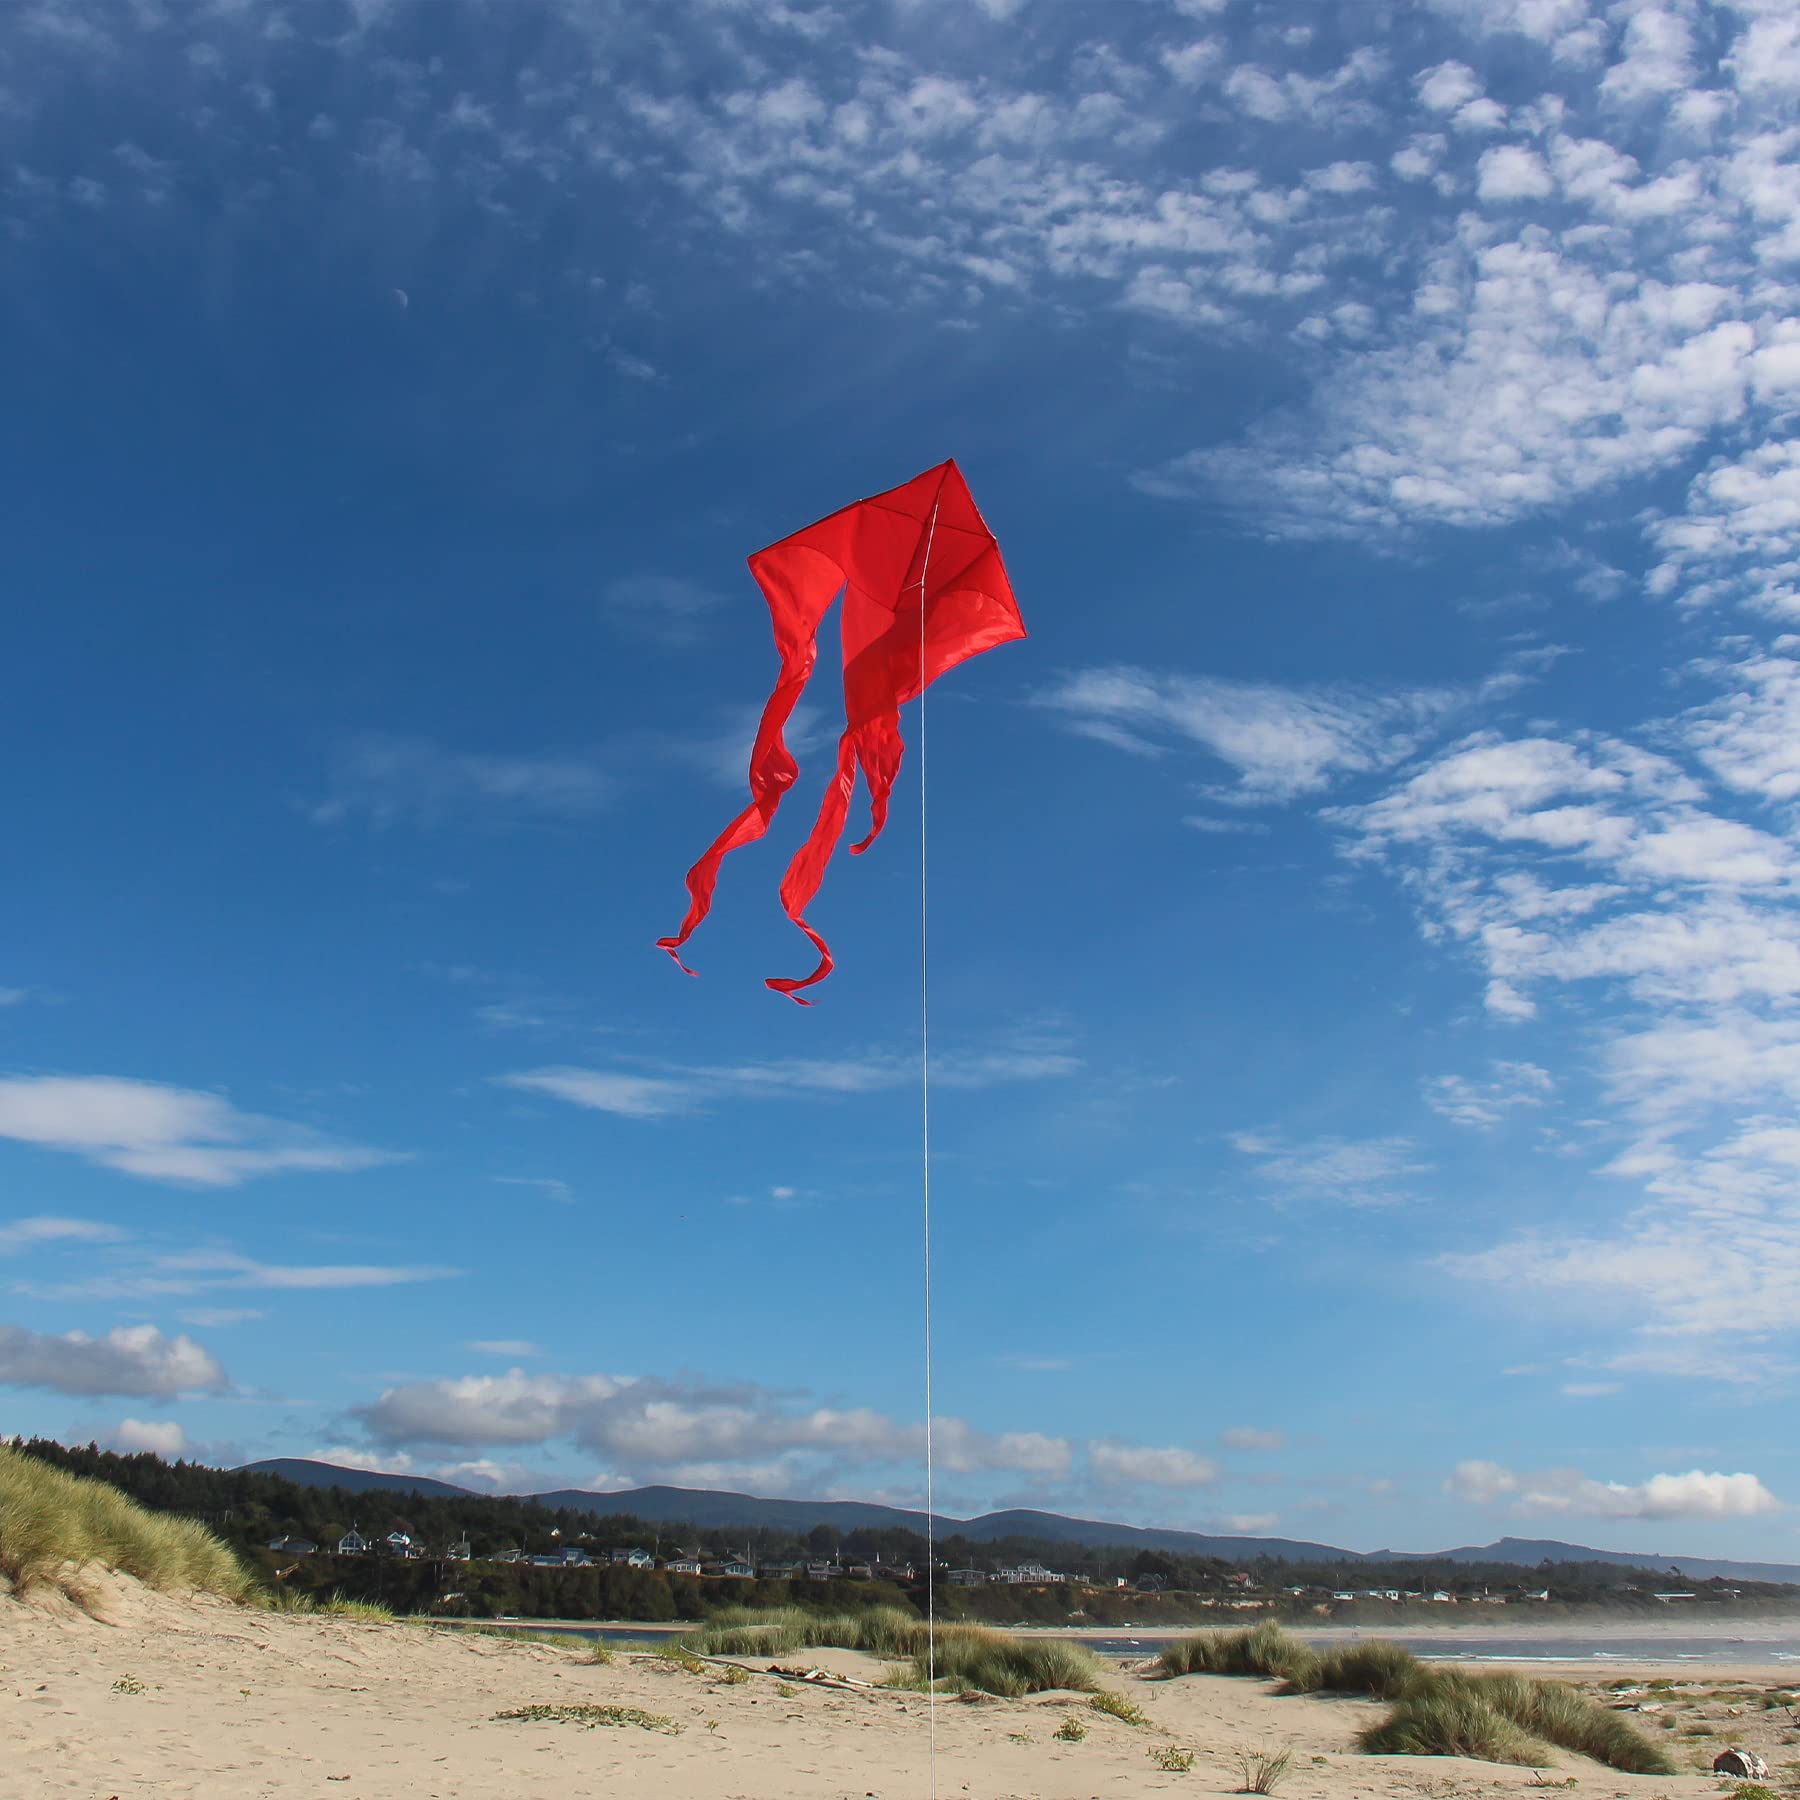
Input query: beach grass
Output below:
<box><xmin>1359</xmin><ymin>1684</ymin><xmax>1549</xmax><ymax>1764</ymax></box>
<box><xmin>1155</xmin><ymin>1622</ymin><xmax>1319</xmax><ymax>1685</ymax></box>
<box><xmin>688</xmin><ymin>1606</ymin><xmax>1101</xmax><ymax>1696</ymax></box>
<box><xmin>1154</xmin><ymin>1621</ymin><xmax>1673</xmax><ymax>1776</ymax></box>
<box><xmin>0</xmin><ymin>1445</ymin><xmax>255</xmax><ymax>1606</ymax></box>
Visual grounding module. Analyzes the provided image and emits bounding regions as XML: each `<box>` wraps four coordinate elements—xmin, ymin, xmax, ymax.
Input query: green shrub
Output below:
<box><xmin>0</xmin><ymin>1446</ymin><xmax>254</xmax><ymax>1605</ymax></box>
<box><xmin>1149</xmin><ymin>1744</ymin><xmax>1195</xmax><ymax>1771</ymax></box>
<box><xmin>1466</xmin><ymin>1673</ymin><xmax>1674</xmax><ymax>1776</ymax></box>
<box><xmin>1091</xmin><ymin>1689</ymin><xmax>1149</xmax><ymax>1725</ymax></box>
<box><xmin>923</xmin><ymin>1629</ymin><xmax>1103</xmax><ymax>1697</ymax></box>
<box><xmin>1053</xmin><ymin>1714</ymin><xmax>1088</xmax><ymax>1742</ymax></box>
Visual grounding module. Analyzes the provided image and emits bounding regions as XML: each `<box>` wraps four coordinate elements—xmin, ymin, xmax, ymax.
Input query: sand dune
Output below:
<box><xmin>1</xmin><ymin>1575</ymin><xmax>1775</xmax><ymax>1798</ymax></box>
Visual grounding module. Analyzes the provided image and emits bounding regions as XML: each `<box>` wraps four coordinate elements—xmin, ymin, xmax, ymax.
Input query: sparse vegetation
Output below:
<box><xmin>688</xmin><ymin>1606</ymin><xmax>1100</xmax><ymax>1697</ymax></box>
<box><xmin>110</xmin><ymin>1674</ymin><xmax>148</xmax><ymax>1695</ymax></box>
<box><xmin>651</xmin><ymin>1639</ymin><xmax>707</xmax><ymax>1674</ymax></box>
<box><xmin>585</xmin><ymin>1637</ymin><xmax>614</xmax><ymax>1664</ymax></box>
<box><xmin>317</xmin><ymin>1594</ymin><xmax>394</xmax><ymax>1621</ymax></box>
<box><xmin>495</xmin><ymin>1703</ymin><xmax>680</xmax><ymax>1733</ymax></box>
<box><xmin>0</xmin><ymin>1444</ymin><xmax>256</xmax><ymax>1606</ymax></box>
<box><xmin>1091</xmin><ymin>1688</ymin><xmax>1149</xmax><ymax>1725</ymax></box>
<box><xmin>1233</xmin><ymin>1746</ymin><xmax>1294</xmax><ymax>1793</ymax></box>
<box><xmin>718</xmin><ymin>1662</ymin><xmax>750</xmax><ymax>1685</ymax></box>
<box><xmin>1053</xmin><ymin>1714</ymin><xmax>1088</xmax><ymax>1742</ymax></box>
<box><xmin>1149</xmin><ymin>1744</ymin><xmax>1196</xmax><ymax>1771</ymax></box>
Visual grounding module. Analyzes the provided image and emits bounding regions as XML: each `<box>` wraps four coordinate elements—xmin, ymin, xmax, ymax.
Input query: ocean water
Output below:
<box><xmin>471</xmin><ymin>1622</ymin><xmax>1800</xmax><ymax>1666</ymax></box>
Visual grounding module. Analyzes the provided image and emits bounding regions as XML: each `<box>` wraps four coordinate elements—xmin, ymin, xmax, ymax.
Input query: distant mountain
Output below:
<box><xmin>237</xmin><ymin>1459</ymin><xmax>473</xmax><ymax>1500</ymax></box>
<box><xmin>1390</xmin><ymin>1536</ymin><xmax>1800</xmax><ymax>1587</ymax></box>
<box><xmin>237</xmin><ymin>1460</ymin><xmax>1800</xmax><ymax>1584</ymax></box>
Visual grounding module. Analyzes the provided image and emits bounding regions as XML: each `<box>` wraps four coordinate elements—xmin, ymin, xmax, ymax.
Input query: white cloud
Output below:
<box><xmin>311</xmin><ymin>733</ymin><xmax>615</xmax><ymax>828</ymax></box>
<box><xmin>1446</xmin><ymin>1458</ymin><xmax>1781</xmax><ymax>1520</ymax></box>
<box><xmin>1476</xmin><ymin>144</ymin><xmax>1554</xmax><ymax>201</ymax></box>
<box><xmin>108</xmin><ymin>1417</ymin><xmax>188</xmax><ymax>1457</ymax></box>
<box><xmin>1089</xmin><ymin>1440</ymin><xmax>1220</xmax><ymax>1487</ymax></box>
<box><xmin>0</xmin><ymin>1075</ymin><xmax>399</xmax><ymax>1188</ymax></box>
<box><xmin>1218</xmin><ymin>1512</ymin><xmax>1279</xmax><ymax>1533</ymax></box>
<box><xmin>1416</xmin><ymin>60</ymin><xmax>1483</xmax><ymax>113</ymax></box>
<box><xmin>351</xmin><ymin>1363</ymin><xmax>1073</xmax><ymax>1485</ymax></box>
<box><xmin>0</xmin><ymin>1323</ymin><xmax>223</xmax><ymax>1397</ymax></box>
<box><xmin>468</xmin><ymin>1339</ymin><xmax>541</xmax><ymax>1357</ymax></box>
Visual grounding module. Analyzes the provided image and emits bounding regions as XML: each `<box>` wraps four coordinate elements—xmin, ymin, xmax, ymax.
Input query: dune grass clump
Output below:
<box><xmin>1156</xmin><ymin>1623</ymin><xmax>1319</xmax><ymax>1686</ymax></box>
<box><xmin>924</xmin><ymin>1628</ymin><xmax>1104</xmax><ymax>1697</ymax></box>
<box><xmin>1358</xmin><ymin>1670</ymin><xmax>1676</xmax><ymax>1775</ymax></box>
<box><xmin>687</xmin><ymin>1605</ymin><xmax>927</xmax><ymax>1660</ymax></box>
<box><xmin>1291</xmin><ymin>1640</ymin><xmax>1423</xmax><ymax>1700</ymax></box>
<box><xmin>1233</xmin><ymin>1745</ymin><xmax>1294</xmax><ymax>1793</ymax></box>
<box><xmin>1470</xmin><ymin>1673</ymin><xmax>1675</xmax><ymax>1775</ymax></box>
<box><xmin>1360</xmin><ymin>1683</ymin><xmax>1550</xmax><ymax>1765</ymax></box>
<box><xmin>318</xmin><ymin>1594</ymin><xmax>394</xmax><ymax>1622</ymax></box>
<box><xmin>0</xmin><ymin>1445</ymin><xmax>255</xmax><ymax>1605</ymax></box>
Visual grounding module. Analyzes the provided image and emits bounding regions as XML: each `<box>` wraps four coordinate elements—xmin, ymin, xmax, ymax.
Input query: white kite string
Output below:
<box><xmin>916</xmin><ymin>487</ymin><xmax>941</xmax><ymax>1800</ymax></box>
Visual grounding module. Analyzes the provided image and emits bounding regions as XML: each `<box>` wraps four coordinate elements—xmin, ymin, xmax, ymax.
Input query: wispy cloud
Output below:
<box><xmin>17</xmin><ymin>1249</ymin><xmax>456</xmax><ymax>1303</ymax></box>
<box><xmin>1037</xmin><ymin>666</ymin><xmax>1478</xmax><ymax>804</ymax></box>
<box><xmin>496</xmin><ymin>1032</ymin><xmax>1080</xmax><ymax>1120</ymax></box>
<box><xmin>0</xmin><ymin>1074</ymin><xmax>401</xmax><ymax>1188</ymax></box>
<box><xmin>0</xmin><ymin>1215</ymin><xmax>124</xmax><ymax>1255</ymax></box>
<box><xmin>1232</xmin><ymin>1131</ymin><xmax>1430</xmax><ymax>1209</ymax></box>
<box><xmin>600</xmin><ymin>573</ymin><xmax>728</xmax><ymax>649</ymax></box>
<box><xmin>310</xmin><ymin>733</ymin><xmax>616</xmax><ymax>829</ymax></box>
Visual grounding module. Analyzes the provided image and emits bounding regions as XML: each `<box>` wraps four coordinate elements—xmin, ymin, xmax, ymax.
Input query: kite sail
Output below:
<box><xmin>657</xmin><ymin>458</ymin><xmax>1025</xmax><ymax>1001</ymax></box>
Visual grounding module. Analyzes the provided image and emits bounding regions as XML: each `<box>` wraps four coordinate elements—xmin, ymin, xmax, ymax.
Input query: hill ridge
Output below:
<box><xmin>235</xmin><ymin>1459</ymin><xmax>1800</xmax><ymax>1584</ymax></box>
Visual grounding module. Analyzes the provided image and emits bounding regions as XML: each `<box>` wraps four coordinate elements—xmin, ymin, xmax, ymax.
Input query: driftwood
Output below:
<box><xmin>765</xmin><ymin>1664</ymin><xmax>877</xmax><ymax>1692</ymax></box>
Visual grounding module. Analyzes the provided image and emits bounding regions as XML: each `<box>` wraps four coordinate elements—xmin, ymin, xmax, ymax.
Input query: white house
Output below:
<box><xmin>609</xmin><ymin>1548</ymin><xmax>653</xmax><ymax>1568</ymax></box>
<box><xmin>665</xmin><ymin>1557</ymin><xmax>703</xmax><ymax>1575</ymax></box>
<box><xmin>337</xmin><ymin>1530</ymin><xmax>368</xmax><ymax>1555</ymax></box>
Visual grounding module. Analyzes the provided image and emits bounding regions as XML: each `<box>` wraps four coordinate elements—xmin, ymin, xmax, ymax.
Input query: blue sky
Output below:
<box><xmin>2</xmin><ymin>0</ymin><xmax>1798</xmax><ymax>1560</ymax></box>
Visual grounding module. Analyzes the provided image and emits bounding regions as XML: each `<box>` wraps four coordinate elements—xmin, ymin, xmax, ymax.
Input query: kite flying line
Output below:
<box><xmin>916</xmin><ymin>489</ymin><xmax>941</xmax><ymax>1797</ymax></box>
<box><xmin>657</xmin><ymin>459</ymin><xmax>1024</xmax><ymax>1798</ymax></box>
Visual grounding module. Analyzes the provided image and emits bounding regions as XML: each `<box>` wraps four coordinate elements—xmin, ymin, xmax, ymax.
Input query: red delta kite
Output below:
<box><xmin>657</xmin><ymin>459</ymin><xmax>1025</xmax><ymax>1002</ymax></box>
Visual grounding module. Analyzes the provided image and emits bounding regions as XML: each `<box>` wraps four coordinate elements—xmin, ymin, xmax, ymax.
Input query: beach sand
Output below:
<box><xmin>4</xmin><ymin>1574</ymin><xmax>1792</xmax><ymax>1799</ymax></box>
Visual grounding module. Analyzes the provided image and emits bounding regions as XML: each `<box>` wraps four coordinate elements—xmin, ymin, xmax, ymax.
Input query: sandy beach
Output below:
<box><xmin>6</xmin><ymin>1576</ymin><xmax>1795</xmax><ymax>1800</ymax></box>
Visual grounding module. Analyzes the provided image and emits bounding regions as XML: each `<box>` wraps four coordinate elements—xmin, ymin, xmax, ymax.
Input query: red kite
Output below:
<box><xmin>657</xmin><ymin>459</ymin><xmax>1025</xmax><ymax>1002</ymax></box>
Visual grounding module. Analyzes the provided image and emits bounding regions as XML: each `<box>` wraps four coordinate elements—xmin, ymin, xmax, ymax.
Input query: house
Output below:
<box><xmin>947</xmin><ymin>1568</ymin><xmax>990</xmax><ymax>1587</ymax></box>
<box><xmin>1430</xmin><ymin>1591</ymin><xmax>1456</xmax><ymax>1604</ymax></box>
<box><xmin>446</xmin><ymin>1539</ymin><xmax>472</xmax><ymax>1562</ymax></box>
<box><xmin>527</xmin><ymin>1554</ymin><xmax>565</xmax><ymax>1568</ymax></box>
<box><xmin>609</xmin><ymin>1548</ymin><xmax>653</xmax><ymax>1568</ymax></box>
<box><xmin>560</xmin><ymin>1548</ymin><xmax>594</xmax><ymax>1567</ymax></box>
<box><xmin>490</xmin><ymin>1547</ymin><xmax>523</xmax><ymax>1564</ymax></box>
<box><xmin>997</xmin><ymin>1561</ymin><xmax>1065</xmax><ymax>1584</ymax></box>
<box><xmin>383</xmin><ymin>1531</ymin><xmax>422</xmax><ymax>1559</ymax></box>
<box><xmin>804</xmin><ymin>1561</ymin><xmax>839</xmax><ymax>1582</ymax></box>
<box><xmin>762</xmin><ymin>1560</ymin><xmax>805</xmax><ymax>1580</ymax></box>
<box><xmin>846</xmin><ymin>1563</ymin><xmax>875</xmax><ymax>1579</ymax></box>
<box><xmin>709</xmin><ymin>1559</ymin><xmax>756</xmax><ymax>1579</ymax></box>
<box><xmin>337</xmin><ymin>1530</ymin><xmax>368</xmax><ymax>1555</ymax></box>
<box><xmin>665</xmin><ymin>1557</ymin><xmax>703</xmax><ymax>1576</ymax></box>
<box><xmin>268</xmin><ymin>1535</ymin><xmax>318</xmax><ymax>1556</ymax></box>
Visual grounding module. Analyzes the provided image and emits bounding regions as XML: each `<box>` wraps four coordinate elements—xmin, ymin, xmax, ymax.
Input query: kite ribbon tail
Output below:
<box><xmin>765</xmin><ymin>728</ymin><xmax>857</xmax><ymax>1004</ymax></box>
<box><xmin>656</xmin><ymin>660</ymin><xmax>814</xmax><ymax>976</ymax></box>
